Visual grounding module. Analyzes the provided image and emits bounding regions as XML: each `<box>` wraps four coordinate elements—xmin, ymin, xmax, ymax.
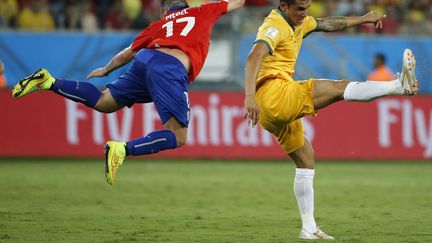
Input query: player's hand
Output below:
<box><xmin>244</xmin><ymin>95</ymin><xmax>259</xmax><ymax>128</ymax></box>
<box><xmin>87</xmin><ymin>67</ymin><xmax>108</xmax><ymax>79</ymax></box>
<box><xmin>363</xmin><ymin>11</ymin><xmax>386</xmax><ymax>29</ymax></box>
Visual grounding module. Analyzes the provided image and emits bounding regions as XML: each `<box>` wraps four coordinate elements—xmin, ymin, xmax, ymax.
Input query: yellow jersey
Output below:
<box><xmin>254</xmin><ymin>8</ymin><xmax>317</xmax><ymax>87</ymax></box>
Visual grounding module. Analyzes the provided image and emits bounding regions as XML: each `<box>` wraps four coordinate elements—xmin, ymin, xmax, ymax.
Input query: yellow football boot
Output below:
<box><xmin>105</xmin><ymin>141</ymin><xmax>126</xmax><ymax>185</ymax></box>
<box><xmin>12</xmin><ymin>68</ymin><xmax>55</xmax><ymax>99</ymax></box>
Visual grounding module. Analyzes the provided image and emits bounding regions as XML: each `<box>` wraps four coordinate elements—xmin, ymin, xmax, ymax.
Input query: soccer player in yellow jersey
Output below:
<box><xmin>244</xmin><ymin>0</ymin><xmax>419</xmax><ymax>240</ymax></box>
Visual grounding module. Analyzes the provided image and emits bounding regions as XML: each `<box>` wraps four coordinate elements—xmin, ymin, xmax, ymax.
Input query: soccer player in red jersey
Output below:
<box><xmin>12</xmin><ymin>0</ymin><xmax>245</xmax><ymax>184</ymax></box>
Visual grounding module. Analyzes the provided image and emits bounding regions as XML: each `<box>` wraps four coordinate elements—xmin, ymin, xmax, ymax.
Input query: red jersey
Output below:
<box><xmin>130</xmin><ymin>1</ymin><xmax>229</xmax><ymax>82</ymax></box>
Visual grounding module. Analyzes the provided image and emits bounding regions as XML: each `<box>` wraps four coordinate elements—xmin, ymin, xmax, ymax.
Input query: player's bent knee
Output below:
<box><xmin>94</xmin><ymin>102</ymin><xmax>116</xmax><ymax>113</ymax></box>
<box><xmin>177</xmin><ymin>139</ymin><xmax>186</xmax><ymax>147</ymax></box>
<box><xmin>337</xmin><ymin>80</ymin><xmax>350</xmax><ymax>98</ymax></box>
<box><xmin>289</xmin><ymin>143</ymin><xmax>315</xmax><ymax>169</ymax></box>
<box><xmin>330</xmin><ymin>80</ymin><xmax>349</xmax><ymax>101</ymax></box>
<box><xmin>175</xmin><ymin>133</ymin><xmax>187</xmax><ymax>147</ymax></box>
<box><xmin>167</xmin><ymin>127</ymin><xmax>187</xmax><ymax>147</ymax></box>
<box><xmin>94</xmin><ymin>91</ymin><xmax>121</xmax><ymax>113</ymax></box>
<box><xmin>163</xmin><ymin>118</ymin><xmax>188</xmax><ymax>147</ymax></box>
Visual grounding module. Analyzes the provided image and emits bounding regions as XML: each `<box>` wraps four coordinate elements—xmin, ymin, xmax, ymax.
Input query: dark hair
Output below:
<box><xmin>161</xmin><ymin>0</ymin><xmax>188</xmax><ymax>9</ymax></box>
<box><xmin>280</xmin><ymin>0</ymin><xmax>296</xmax><ymax>6</ymax></box>
<box><xmin>375</xmin><ymin>53</ymin><xmax>386</xmax><ymax>64</ymax></box>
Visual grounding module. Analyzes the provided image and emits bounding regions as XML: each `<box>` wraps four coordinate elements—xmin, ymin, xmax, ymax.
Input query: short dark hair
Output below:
<box><xmin>161</xmin><ymin>0</ymin><xmax>188</xmax><ymax>9</ymax></box>
<box><xmin>280</xmin><ymin>0</ymin><xmax>296</xmax><ymax>6</ymax></box>
<box><xmin>375</xmin><ymin>53</ymin><xmax>386</xmax><ymax>64</ymax></box>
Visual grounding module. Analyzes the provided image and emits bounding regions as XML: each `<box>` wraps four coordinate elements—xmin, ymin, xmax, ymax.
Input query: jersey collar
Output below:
<box><xmin>167</xmin><ymin>6</ymin><xmax>188</xmax><ymax>14</ymax></box>
<box><xmin>276</xmin><ymin>7</ymin><xmax>296</xmax><ymax>31</ymax></box>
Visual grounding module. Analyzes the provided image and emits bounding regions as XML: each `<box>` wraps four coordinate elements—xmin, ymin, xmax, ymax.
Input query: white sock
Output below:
<box><xmin>294</xmin><ymin>168</ymin><xmax>317</xmax><ymax>233</ymax></box>
<box><xmin>343</xmin><ymin>79</ymin><xmax>404</xmax><ymax>102</ymax></box>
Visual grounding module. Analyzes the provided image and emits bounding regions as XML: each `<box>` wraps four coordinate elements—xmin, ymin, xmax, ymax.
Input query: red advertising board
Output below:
<box><xmin>1</xmin><ymin>90</ymin><xmax>431</xmax><ymax>160</ymax></box>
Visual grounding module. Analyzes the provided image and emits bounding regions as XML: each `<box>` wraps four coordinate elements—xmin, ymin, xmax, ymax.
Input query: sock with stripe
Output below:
<box><xmin>50</xmin><ymin>78</ymin><xmax>102</xmax><ymax>108</ymax></box>
<box><xmin>125</xmin><ymin>130</ymin><xmax>177</xmax><ymax>156</ymax></box>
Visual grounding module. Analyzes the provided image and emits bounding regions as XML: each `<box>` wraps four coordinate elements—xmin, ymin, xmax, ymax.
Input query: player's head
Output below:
<box><xmin>374</xmin><ymin>53</ymin><xmax>386</xmax><ymax>68</ymax></box>
<box><xmin>0</xmin><ymin>60</ymin><xmax>4</xmax><ymax>74</ymax></box>
<box><xmin>160</xmin><ymin>0</ymin><xmax>189</xmax><ymax>15</ymax></box>
<box><xmin>279</xmin><ymin>0</ymin><xmax>312</xmax><ymax>26</ymax></box>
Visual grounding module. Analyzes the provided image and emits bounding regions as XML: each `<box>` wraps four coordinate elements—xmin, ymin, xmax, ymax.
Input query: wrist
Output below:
<box><xmin>361</xmin><ymin>15</ymin><xmax>369</xmax><ymax>23</ymax></box>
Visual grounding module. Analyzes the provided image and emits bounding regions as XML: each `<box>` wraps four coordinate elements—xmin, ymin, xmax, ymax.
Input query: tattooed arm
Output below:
<box><xmin>315</xmin><ymin>11</ymin><xmax>386</xmax><ymax>32</ymax></box>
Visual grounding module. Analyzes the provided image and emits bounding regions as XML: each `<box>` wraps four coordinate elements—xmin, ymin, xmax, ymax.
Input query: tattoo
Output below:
<box><xmin>315</xmin><ymin>17</ymin><xmax>348</xmax><ymax>32</ymax></box>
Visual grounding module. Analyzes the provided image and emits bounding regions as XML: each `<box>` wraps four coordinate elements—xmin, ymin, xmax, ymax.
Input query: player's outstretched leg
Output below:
<box><xmin>344</xmin><ymin>48</ymin><xmax>418</xmax><ymax>102</ymax></box>
<box><xmin>313</xmin><ymin>49</ymin><xmax>418</xmax><ymax>110</ymax></box>
<box><xmin>12</xmin><ymin>68</ymin><xmax>109</xmax><ymax>110</ymax></box>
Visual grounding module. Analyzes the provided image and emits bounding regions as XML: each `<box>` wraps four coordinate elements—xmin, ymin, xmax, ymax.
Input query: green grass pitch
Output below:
<box><xmin>0</xmin><ymin>159</ymin><xmax>431</xmax><ymax>242</ymax></box>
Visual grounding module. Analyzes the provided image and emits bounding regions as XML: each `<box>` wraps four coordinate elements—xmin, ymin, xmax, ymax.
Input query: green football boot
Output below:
<box><xmin>12</xmin><ymin>68</ymin><xmax>55</xmax><ymax>99</ymax></box>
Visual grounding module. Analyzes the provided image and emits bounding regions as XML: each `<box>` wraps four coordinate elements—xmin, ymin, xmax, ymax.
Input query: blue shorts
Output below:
<box><xmin>107</xmin><ymin>49</ymin><xmax>190</xmax><ymax>127</ymax></box>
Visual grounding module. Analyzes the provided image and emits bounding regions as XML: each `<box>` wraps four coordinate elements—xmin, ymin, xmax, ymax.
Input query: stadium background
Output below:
<box><xmin>1</xmin><ymin>0</ymin><xmax>432</xmax><ymax>242</ymax></box>
<box><xmin>1</xmin><ymin>0</ymin><xmax>432</xmax><ymax>159</ymax></box>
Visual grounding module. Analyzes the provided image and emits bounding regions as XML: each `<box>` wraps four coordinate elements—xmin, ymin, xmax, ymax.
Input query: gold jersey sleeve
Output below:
<box><xmin>302</xmin><ymin>15</ymin><xmax>318</xmax><ymax>38</ymax></box>
<box><xmin>254</xmin><ymin>9</ymin><xmax>317</xmax><ymax>86</ymax></box>
<box><xmin>255</xmin><ymin>13</ymin><xmax>289</xmax><ymax>55</ymax></box>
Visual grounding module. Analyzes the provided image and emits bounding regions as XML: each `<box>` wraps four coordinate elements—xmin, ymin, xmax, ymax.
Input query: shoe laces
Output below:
<box><xmin>315</xmin><ymin>226</ymin><xmax>332</xmax><ymax>238</ymax></box>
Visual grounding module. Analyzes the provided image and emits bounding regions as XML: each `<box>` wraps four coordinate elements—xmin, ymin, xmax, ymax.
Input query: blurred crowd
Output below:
<box><xmin>245</xmin><ymin>0</ymin><xmax>432</xmax><ymax>35</ymax></box>
<box><xmin>0</xmin><ymin>0</ymin><xmax>431</xmax><ymax>34</ymax></box>
<box><xmin>0</xmin><ymin>0</ymin><xmax>161</xmax><ymax>32</ymax></box>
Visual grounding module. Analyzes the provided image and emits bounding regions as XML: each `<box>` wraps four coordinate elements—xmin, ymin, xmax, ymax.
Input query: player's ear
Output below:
<box><xmin>160</xmin><ymin>7</ymin><xmax>168</xmax><ymax>15</ymax></box>
<box><xmin>279</xmin><ymin>2</ymin><xmax>288</xmax><ymax>11</ymax></box>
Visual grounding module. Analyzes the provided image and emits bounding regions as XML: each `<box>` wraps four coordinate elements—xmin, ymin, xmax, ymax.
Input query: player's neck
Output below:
<box><xmin>276</xmin><ymin>6</ymin><xmax>296</xmax><ymax>30</ymax></box>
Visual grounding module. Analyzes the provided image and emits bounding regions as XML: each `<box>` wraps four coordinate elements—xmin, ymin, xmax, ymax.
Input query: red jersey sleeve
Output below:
<box><xmin>130</xmin><ymin>26</ymin><xmax>153</xmax><ymax>52</ymax></box>
<box><xmin>199</xmin><ymin>0</ymin><xmax>229</xmax><ymax>20</ymax></box>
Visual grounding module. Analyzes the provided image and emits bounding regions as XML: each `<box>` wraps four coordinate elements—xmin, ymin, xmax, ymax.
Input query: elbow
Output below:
<box><xmin>229</xmin><ymin>0</ymin><xmax>245</xmax><ymax>11</ymax></box>
<box><xmin>127</xmin><ymin>53</ymin><xmax>135</xmax><ymax>62</ymax></box>
<box><xmin>125</xmin><ymin>48</ymin><xmax>136</xmax><ymax>60</ymax></box>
